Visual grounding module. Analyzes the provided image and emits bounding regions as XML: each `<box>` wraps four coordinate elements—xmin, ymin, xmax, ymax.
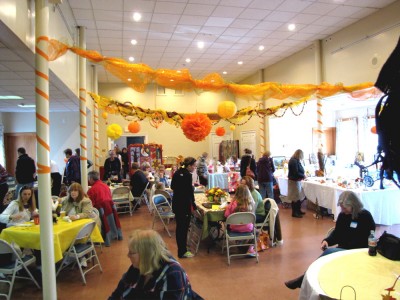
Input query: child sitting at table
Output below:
<box><xmin>154</xmin><ymin>182</ymin><xmax>172</xmax><ymax>202</ymax></box>
<box><xmin>224</xmin><ymin>184</ymin><xmax>256</xmax><ymax>257</ymax></box>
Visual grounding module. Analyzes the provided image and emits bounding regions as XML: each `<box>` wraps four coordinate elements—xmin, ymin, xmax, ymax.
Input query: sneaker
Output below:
<box><xmin>276</xmin><ymin>240</ymin><xmax>284</xmax><ymax>246</ymax></box>
<box><xmin>246</xmin><ymin>246</ymin><xmax>257</xmax><ymax>257</ymax></box>
<box><xmin>181</xmin><ymin>251</ymin><xmax>194</xmax><ymax>258</ymax></box>
<box><xmin>80</xmin><ymin>257</ymin><xmax>88</xmax><ymax>268</ymax></box>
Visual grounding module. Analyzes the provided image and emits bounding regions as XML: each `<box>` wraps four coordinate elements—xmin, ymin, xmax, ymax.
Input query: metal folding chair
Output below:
<box><xmin>133</xmin><ymin>182</ymin><xmax>151</xmax><ymax>213</ymax></box>
<box><xmin>112</xmin><ymin>186</ymin><xmax>133</xmax><ymax>215</ymax></box>
<box><xmin>56</xmin><ymin>221</ymin><xmax>103</xmax><ymax>285</ymax></box>
<box><xmin>151</xmin><ymin>194</ymin><xmax>175</xmax><ymax>237</ymax></box>
<box><xmin>187</xmin><ymin>210</ymin><xmax>203</xmax><ymax>254</ymax></box>
<box><xmin>0</xmin><ymin>239</ymin><xmax>40</xmax><ymax>300</ymax></box>
<box><xmin>223</xmin><ymin>212</ymin><xmax>259</xmax><ymax>265</ymax></box>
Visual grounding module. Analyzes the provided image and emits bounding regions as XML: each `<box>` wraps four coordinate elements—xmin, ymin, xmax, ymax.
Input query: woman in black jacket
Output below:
<box><xmin>287</xmin><ymin>149</ymin><xmax>306</xmax><ymax>218</ymax></box>
<box><xmin>240</xmin><ymin>148</ymin><xmax>257</xmax><ymax>180</ymax></box>
<box><xmin>171</xmin><ymin>157</ymin><xmax>197</xmax><ymax>258</ymax></box>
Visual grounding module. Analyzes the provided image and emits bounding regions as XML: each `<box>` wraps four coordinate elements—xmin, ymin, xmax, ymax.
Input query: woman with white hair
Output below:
<box><xmin>285</xmin><ymin>190</ymin><xmax>375</xmax><ymax>290</ymax></box>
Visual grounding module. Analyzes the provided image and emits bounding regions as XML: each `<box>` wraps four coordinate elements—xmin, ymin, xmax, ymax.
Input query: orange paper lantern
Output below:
<box><xmin>101</xmin><ymin>112</ymin><xmax>108</xmax><ymax>119</ymax></box>
<box><xmin>371</xmin><ymin>126</ymin><xmax>377</xmax><ymax>134</ymax></box>
<box><xmin>128</xmin><ymin>121</ymin><xmax>141</xmax><ymax>133</ymax></box>
<box><xmin>216</xmin><ymin>127</ymin><xmax>225</xmax><ymax>136</ymax></box>
<box><xmin>229</xmin><ymin>125</ymin><xmax>236</xmax><ymax>131</ymax></box>
<box><xmin>218</xmin><ymin>101</ymin><xmax>237</xmax><ymax>119</ymax></box>
<box><xmin>181</xmin><ymin>113</ymin><xmax>212</xmax><ymax>142</ymax></box>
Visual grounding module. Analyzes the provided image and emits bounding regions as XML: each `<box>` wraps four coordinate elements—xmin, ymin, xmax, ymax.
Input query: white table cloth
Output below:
<box><xmin>276</xmin><ymin>176</ymin><xmax>288</xmax><ymax>196</ymax></box>
<box><xmin>302</xmin><ymin>179</ymin><xmax>400</xmax><ymax>225</ymax></box>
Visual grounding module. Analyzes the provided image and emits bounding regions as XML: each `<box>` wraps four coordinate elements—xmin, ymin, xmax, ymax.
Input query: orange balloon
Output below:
<box><xmin>215</xmin><ymin>127</ymin><xmax>225</xmax><ymax>136</ymax></box>
<box><xmin>101</xmin><ymin>112</ymin><xmax>108</xmax><ymax>119</ymax></box>
<box><xmin>128</xmin><ymin>121</ymin><xmax>141</xmax><ymax>133</ymax></box>
<box><xmin>371</xmin><ymin>126</ymin><xmax>377</xmax><ymax>134</ymax></box>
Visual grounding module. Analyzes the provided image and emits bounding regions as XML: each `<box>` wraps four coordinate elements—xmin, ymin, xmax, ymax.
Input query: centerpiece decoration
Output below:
<box><xmin>206</xmin><ymin>187</ymin><xmax>228</xmax><ymax>204</ymax></box>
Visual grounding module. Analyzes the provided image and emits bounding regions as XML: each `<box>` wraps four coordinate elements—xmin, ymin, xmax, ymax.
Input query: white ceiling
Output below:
<box><xmin>0</xmin><ymin>0</ymin><xmax>397</xmax><ymax>112</ymax></box>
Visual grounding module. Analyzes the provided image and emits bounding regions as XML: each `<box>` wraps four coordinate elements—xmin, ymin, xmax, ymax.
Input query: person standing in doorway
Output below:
<box><xmin>15</xmin><ymin>147</ymin><xmax>36</xmax><ymax>195</ymax></box>
<box><xmin>257</xmin><ymin>151</ymin><xmax>275</xmax><ymax>199</ymax></box>
<box><xmin>196</xmin><ymin>152</ymin><xmax>209</xmax><ymax>187</ymax></box>
<box><xmin>171</xmin><ymin>157</ymin><xmax>197</xmax><ymax>259</ymax></box>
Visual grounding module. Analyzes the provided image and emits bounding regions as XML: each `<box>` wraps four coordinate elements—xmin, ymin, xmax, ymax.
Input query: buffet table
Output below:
<box><xmin>302</xmin><ymin>179</ymin><xmax>400</xmax><ymax>225</ymax></box>
<box><xmin>276</xmin><ymin>176</ymin><xmax>288</xmax><ymax>196</ymax></box>
<box><xmin>300</xmin><ymin>248</ymin><xmax>400</xmax><ymax>300</ymax></box>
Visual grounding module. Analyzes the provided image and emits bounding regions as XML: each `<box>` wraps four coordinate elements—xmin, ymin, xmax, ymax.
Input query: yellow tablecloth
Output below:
<box><xmin>319</xmin><ymin>250</ymin><xmax>400</xmax><ymax>300</ymax></box>
<box><xmin>0</xmin><ymin>218</ymin><xmax>103</xmax><ymax>262</ymax></box>
<box><xmin>194</xmin><ymin>193</ymin><xmax>226</xmax><ymax>240</ymax></box>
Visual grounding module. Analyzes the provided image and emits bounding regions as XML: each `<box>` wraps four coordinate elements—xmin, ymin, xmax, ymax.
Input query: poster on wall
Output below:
<box><xmin>128</xmin><ymin>143</ymin><xmax>163</xmax><ymax>173</ymax></box>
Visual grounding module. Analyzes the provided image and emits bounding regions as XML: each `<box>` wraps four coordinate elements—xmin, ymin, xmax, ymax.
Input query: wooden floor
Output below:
<box><xmin>8</xmin><ymin>201</ymin><xmax>400</xmax><ymax>300</ymax></box>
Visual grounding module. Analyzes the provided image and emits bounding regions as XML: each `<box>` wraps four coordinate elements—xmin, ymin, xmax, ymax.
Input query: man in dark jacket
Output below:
<box><xmin>64</xmin><ymin>148</ymin><xmax>81</xmax><ymax>185</ymax></box>
<box><xmin>129</xmin><ymin>163</ymin><xmax>149</xmax><ymax>209</ymax></box>
<box><xmin>15</xmin><ymin>147</ymin><xmax>36</xmax><ymax>195</ymax></box>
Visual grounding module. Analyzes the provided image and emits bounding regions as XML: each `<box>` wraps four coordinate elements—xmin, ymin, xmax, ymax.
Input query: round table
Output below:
<box><xmin>299</xmin><ymin>248</ymin><xmax>400</xmax><ymax>300</ymax></box>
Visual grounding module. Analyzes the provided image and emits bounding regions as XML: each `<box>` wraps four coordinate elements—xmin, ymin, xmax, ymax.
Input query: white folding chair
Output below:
<box><xmin>56</xmin><ymin>221</ymin><xmax>103</xmax><ymax>285</ymax></box>
<box><xmin>255</xmin><ymin>198</ymin><xmax>273</xmax><ymax>231</ymax></box>
<box><xmin>151</xmin><ymin>194</ymin><xmax>175</xmax><ymax>237</ymax></box>
<box><xmin>223</xmin><ymin>212</ymin><xmax>259</xmax><ymax>265</ymax></box>
<box><xmin>133</xmin><ymin>182</ymin><xmax>150</xmax><ymax>213</ymax></box>
<box><xmin>0</xmin><ymin>239</ymin><xmax>40</xmax><ymax>300</ymax></box>
<box><xmin>112</xmin><ymin>186</ymin><xmax>133</xmax><ymax>215</ymax></box>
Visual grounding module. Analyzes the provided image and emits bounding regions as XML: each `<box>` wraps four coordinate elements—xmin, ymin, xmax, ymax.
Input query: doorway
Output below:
<box><xmin>4</xmin><ymin>133</ymin><xmax>37</xmax><ymax>176</ymax></box>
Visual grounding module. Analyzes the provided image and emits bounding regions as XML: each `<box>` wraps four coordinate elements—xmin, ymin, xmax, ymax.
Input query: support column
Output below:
<box><xmin>35</xmin><ymin>1</ymin><xmax>57</xmax><ymax>299</ymax></box>
<box><xmin>79</xmin><ymin>26</ymin><xmax>88</xmax><ymax>190</ymax></box>
<box><xmin>314</xmin><ymin>40</ymin><xmax>324</xmax><ymax>150</ymax></box>
<box><xmin>92</xmin><ymin>65</ymin><xmax>100</xmax><ymax>171</ymax></box>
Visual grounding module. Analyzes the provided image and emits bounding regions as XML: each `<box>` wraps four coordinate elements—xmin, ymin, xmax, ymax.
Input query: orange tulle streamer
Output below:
<box><xmin>46</xmin><ymin>39</ymin><xmax>374</xmax><ymax>99</ymax></box>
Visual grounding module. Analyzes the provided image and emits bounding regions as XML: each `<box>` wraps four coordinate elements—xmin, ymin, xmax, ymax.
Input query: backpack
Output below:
<box><xmin>377</xmin><ymin>231</ymin><xmax>400</xmax><ymax>261</ymax></box>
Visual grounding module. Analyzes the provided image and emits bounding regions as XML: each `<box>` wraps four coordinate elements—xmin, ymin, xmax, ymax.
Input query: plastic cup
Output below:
<box><xmin>33</xmin><ymin>215</ymin><xmax>40</xmax><ymax>225</ymax></box>
<box><xmin>60</xmin><ymin>211</ymin><xmax>66</xmax><ymax>218</ymax></box>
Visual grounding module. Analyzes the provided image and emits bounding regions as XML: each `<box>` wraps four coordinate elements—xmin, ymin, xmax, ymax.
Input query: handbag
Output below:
<box><xmin>245</xmin><ymin>160</ymin><xmax>255</xmax><ymax>179</ymax></box>
<box><xmin>257</xmin><ymin>231</ymin><xmax>270</xmax><ymax>251</ymax></box>
<box><xmin>377</xmin><ymin>231</ymin><xmax>400</xmax><ymax>260</ymax></box>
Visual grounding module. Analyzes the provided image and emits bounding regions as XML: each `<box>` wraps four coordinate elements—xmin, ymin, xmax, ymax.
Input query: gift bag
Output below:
<box><xmin>257</xmin><ymin>231</ymin><xmax>270</xmax><ymax>251</ymax></box>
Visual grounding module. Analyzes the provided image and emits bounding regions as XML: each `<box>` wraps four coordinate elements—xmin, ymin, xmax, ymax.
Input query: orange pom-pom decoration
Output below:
<box><xmin>181</xmin><ymin>113</ymin><xmax>212</xmax><ymax>142</ymax></box>
<box><xmin>370</xmin><ymin>126</ymin><xmax>377</xmax><ymax>134</ymax></box>
<box><xmin>101</xmin><ymin>112</ymin><xmax>108</xmax><ymax>119</ymax></box>
<box><xmin>216</xmin><ymin>127</ymin><xmax>225</xmax><ymax>136</ymax></box>
<box><xmin>229</xmin><ymin>125</ymin><xmax>236</xmax><ymax>131</ymax></box>
<box><xmin>218</xmin><ymin>101</ymin><xmax>237</xmax><ymax>119</ymax></box>
<box><xmin>128</xmin><ymin>121</ymin><xmax>141</xmax><ymax>133</ymax></box>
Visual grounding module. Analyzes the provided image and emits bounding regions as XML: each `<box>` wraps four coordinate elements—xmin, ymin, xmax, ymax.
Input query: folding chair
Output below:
<box><xmin>187</xmin><ymin>210</ymin><xmax>203</xmax><ymax>254</ymax></box>
<box><xmin>151</xmin><ymin>194</ymin><xmax>175</xmax><ymax>237</ymax></box>
<box><xmin>0</xmin><ymin>239</ymin><xmax>40</xmax><ymax>300</ymax></box>
<box><xmin>223</xmin><ymin>212</ymin><xmax>259</xmax><ymax>265</ymax></box>
<box><xmin>133</xmin><ymin>182</ymin><xmax>150</xmax><ymax>213</ymax></box>
<box><xmin>112</xmin><ymin>186</ymin><xmax>133</xmax><ymax>215</ymax></box>
<box><xmin>56</xmin><ymin>221</ymin><xmax>103</xmax><ymax>285</ymax></box>
<box><xmin>256</xmin><ymin>198</ymin><xmax>282</xmax><ymax>247</ymax></box>
<box><xmin>91</xmin><ymin>208</ymin><xmax>103</xmax><ymax>252</ymax></box>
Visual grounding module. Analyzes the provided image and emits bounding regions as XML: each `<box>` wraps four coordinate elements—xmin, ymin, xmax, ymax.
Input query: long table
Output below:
<box><xmin>0</xmin><ymin>218</ymin><xmax>103</xmax><ymax>262</ymax></box>
<box><xmin>301</xmin><ymin>179</ymin><xmax>400</xmax><ymax>225</ymax></box>
<box><xmin>300</xmin><ymin>248</ymin><xmax>400</xmax><ymax>300</ymax></box>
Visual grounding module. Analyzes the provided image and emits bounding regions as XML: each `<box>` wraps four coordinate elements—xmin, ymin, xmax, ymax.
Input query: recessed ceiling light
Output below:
<box><xmin>0</xmin><ymin>95</ymin><xmax>24</xmax><ymax>100</ymax></box>
<box><xmin>222</xmin><ymin>71</ymin><xmax>227</xmax><ymax>75</ymax></box>
<box><xmin>197</xmin><ymin>41</ymin><xmax>204</xmax><ymax>49</ymax></box>
<box><xmin>288</xmin><ymin>23</ymin><xmax>296</xmax><ymax>31</ymax></box>
<box><xmin>133</xmin><ymin>12</ymin><xmax>141</xmax><ymax>22</ymax></box>
<box><xmin>130</xmin><ymin>39</ymin><xmax>137</xmax><ymax>45</ymax></box>
<box><xmin>237</xmin><ymin>61</ymin><xmax>243</xmax><ymax>65</ymax></box>
<box><xmin>170</xmin><ymin>79</ymin><xmax>174</xmax><ymax>82</ymax></box>
<box><xmin>128</xmin><ymin>78</ymin><xmax>132</xmax><ymax>82</ymax></box>
<box><xmin>185</xmin><ymin>58</ymin><xmax>191</xmax><ymax>63</ymax></box>
<box><xmin>128</xmin><ymin>57</ymin><xmax>134</xmax><ymax>62</ymax></box>
<box><xmin>18</xmin><ymin>103</ymin><xmax>35</xmax><ymax>108</ymax></box>
<box><xmin>258</xmin><ymin>45</ymin><xmax>265</xmax><ymax>51</ymax></box>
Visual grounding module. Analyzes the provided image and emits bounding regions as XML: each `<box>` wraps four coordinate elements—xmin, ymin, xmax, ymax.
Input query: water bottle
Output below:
<box><xmin>368</xmin><ymin>230</ymin><xmax>377</xmax><ymax>256</ymax></box>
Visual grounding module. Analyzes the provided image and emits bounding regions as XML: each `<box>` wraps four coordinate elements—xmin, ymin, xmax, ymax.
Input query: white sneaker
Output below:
<box><xmin>276</xmin><ymin>240</ymin><xmax>284</xmax><ymax>246</ymax></box>
<box><xmin>80</xmin><ymin>257</ymin><xmax>88</xmax><ymax>268</ymax></box>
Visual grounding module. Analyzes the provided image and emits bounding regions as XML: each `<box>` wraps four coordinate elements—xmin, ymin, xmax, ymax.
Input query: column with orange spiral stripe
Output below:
<box><xmin>35</xmin><ymin>1</ymin><xmax>56</xmax><ymax>298</ymax></box>
<box><xmin>79</xmin><ymin>26</ymin><xmax>88</xmax><ymax>190</ymax></box>
<box><xmin>92</xmin><ymin>65</ymin><xmax>100</xmax><ymax>172</ymax></box>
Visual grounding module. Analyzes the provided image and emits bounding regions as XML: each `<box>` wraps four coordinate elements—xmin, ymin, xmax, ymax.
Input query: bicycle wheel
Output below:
<box><xmin>363</xmin><ymin>175</ymin><xmax>374</xmax><ymax>187</ymax></box>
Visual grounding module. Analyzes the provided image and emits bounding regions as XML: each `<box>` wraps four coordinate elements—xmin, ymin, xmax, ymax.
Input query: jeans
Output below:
<box><xmin>258</xmin><ymin>182</ymin><xmax>274</xmax><ymax>199</ymax></box>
